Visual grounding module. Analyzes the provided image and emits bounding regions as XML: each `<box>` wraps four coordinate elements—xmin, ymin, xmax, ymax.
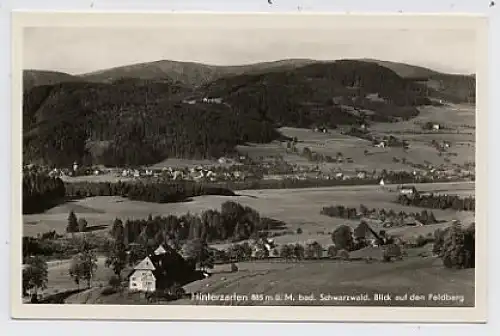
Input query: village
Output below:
<box><xmin>33</xmin><ymin>148</ymin><xmax>474</xmax><ymax>187</ymax></box>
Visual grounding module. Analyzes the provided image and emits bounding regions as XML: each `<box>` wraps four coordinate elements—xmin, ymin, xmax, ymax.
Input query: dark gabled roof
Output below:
<box><xmin>128</xmin><ymin>245</ymin><xmax>187</xmax><ymax>279</ymax></box>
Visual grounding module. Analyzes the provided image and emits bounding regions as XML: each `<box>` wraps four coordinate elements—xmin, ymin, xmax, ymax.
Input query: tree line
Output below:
<box><xmin>321</xmin><ymin>204</ymin><xmax>439</xmax><ymax>226</ymax></box>
<box><xmin>396</xmin><ymin>194</ymin><xmax>475</xmax><ymax>211</ymax></box>
<box><xmin>108</xmin><ymin>201</ymin><xmax>283</xmax><ymax>248</ymax></box>
<box><xmin>22</xmin><ymin>172</ymin><xmax>238</xmax><ymax>214</ymax></box>
<box><xmin>23</xmin><ymin>171</ymin><xmax>65</xmax><ymax>214</ymax></box>
<box><xmin>64</xmin><ymin>180</ymin><xmax>236</xmax><ymax>203</ymax></box>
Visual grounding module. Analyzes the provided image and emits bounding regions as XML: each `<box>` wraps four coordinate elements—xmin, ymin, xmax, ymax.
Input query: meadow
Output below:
<box><xmin>26</xmin><ymin>181</ymin><xmax>475</xmax><ymax>305</ymax></box>
<box><xmin>61</xmin><ymin>256</ymin><xmax>474</xmax><ymax>307</ymax></box>
<box><xmin>236</xmin><ymin>103</ymin><xmax>475</xmax><ymax>173</ymax></box>
<box><xmin>24</xmin><ymin>182</ymin><xmax>475</xmax><ymax>247</ymax></box>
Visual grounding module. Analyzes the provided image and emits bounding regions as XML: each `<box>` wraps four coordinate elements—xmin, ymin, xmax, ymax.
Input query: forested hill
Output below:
<box><xmin>198</xmin><ymin>60</ymin><xmax>431</xmax><ymax>126</ymax></box>
<box><xmin>24</xmin><ymin>59</ymin><xmax>437</xmax><ymax>167</ymax></box>
<box><xmin>361</xmin><ymin>59</ymin><xmax>476</xmax><ymax>104</ymax></box>
<box><xmin>23</xmin><ymin>59</ymin><xmax>475</xmax><ymax>104</ymax></box>
<box><xmin>80</xmin><ymin>59</ymin><xmax>318</xmax><ymax>88</ymax></box>
<box><xmin>23</xmin><ymin>70</ymin><xmax>81</xmax><ymax>92</ymax></box>
<box><xmin>23</xmin><ymin>79</ymin><xmax>281</xmax><ymax>167</ymax></box>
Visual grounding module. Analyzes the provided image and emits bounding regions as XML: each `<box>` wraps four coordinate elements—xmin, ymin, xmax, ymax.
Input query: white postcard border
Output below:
<box><xmin>10</xmin><ymin>11</ymin><xmax>489</xmax><ymax>323</ymax></box>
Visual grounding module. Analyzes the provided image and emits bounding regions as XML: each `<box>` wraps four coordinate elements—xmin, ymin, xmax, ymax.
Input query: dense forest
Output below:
<box><xmin>22</xmin><ymin>169</ymin><xmax>460</xmax><ymax>215</ymax></box>
<box><xmin>23</xmin><ymin>79</ymin><xmax>282</xmax><ymax>167</ymax></box>
<box><xmin>64</xmin><ymin>180</ymin><xmax>236</xmax><ymax>203</ymax></box>
<box><xmin>200</xmin><ymin>60</ymin><xmax>431</xmax><ymax>126</ymax></box>
<box><xmin>22</xmin><ymin>172</ymin><xmax>65</xmax><ymax>214</ymax></box>
<box><xmin>396</xmin><ymin>194</ymin><xmax>475</xmax><ymax>211</ymax></box>
<box><xmin>110</xmin><ymin>201</ymin><xmax>285</xmax><ymax>247</ymax></box>
<box><xmin>23</xmin><ymin>60</ymin><xmax>437</xmax><ymax>167</ymax></box>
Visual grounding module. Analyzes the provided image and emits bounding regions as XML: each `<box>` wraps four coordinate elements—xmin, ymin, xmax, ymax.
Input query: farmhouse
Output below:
<box><xmin>357</xmin><ymin>171</ymin><xmax>367</xmax><ymax>179</ymax></box>
<box><xmin>399</xmin><ymin>185</ymin><xmax>418</xmax><ymax>196</ymax></box>
<box><xmin>128</xmin><ymin>256</ymin><xmax>156</xmax><ymax>292</ymax></box>
<box><xmin>128</xmin><ymin>245</ymin><xmax>197</xmax><ymax>293</ymax></box>
<box><xmin>202</xmin><ymin>97</ymin><xmax>223</xmax><ymax>104</ymax></box>
<box><xmin>432</xmin><ymin>123</ymin><xmax>441</xmax><ymax>130</ymax></box>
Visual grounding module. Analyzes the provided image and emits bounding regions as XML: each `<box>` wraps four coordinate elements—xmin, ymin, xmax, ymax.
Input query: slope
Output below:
<box><xmin>80</xmin><ymin>59</ymin><xmax>318</xmax><ymax>88</ymax></box>
<box><xmin>24</xmin><ymin>60</ymin><xmax>438</xmax><ymax>167</ymax></box>
<box><xmin>23</xmin><ymin>80</ymin><xmax>281</xmax><ymax>167</ymax></box>
<box><xmin>23</xmin><ymin>70</ymin><xmax>81</xmax><ymax>92</ymax></box>
<box><xmin>362</xmin><ymin>59</ymin><xmax>475</xmax><ymax>104</ymax></box>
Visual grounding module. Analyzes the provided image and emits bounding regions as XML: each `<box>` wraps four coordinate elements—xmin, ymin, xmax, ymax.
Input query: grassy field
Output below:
<box><xmin>27</xmin><ymin>181</ymin><xmax>475</xmax><ymax>305</ymax></box>
<box><xmin>62</xmin><ymin>256</ymin><xmax>474</xmax><ymax>307</ymax></box>
<box><xmin>34</xmin><ymin>257</ymin><xmax>111</xmax><ymax>299</ymax></box>
<box><xmin>23</xmin><ymin>182</ymin><xmax>475</xmax><ymax>251</ymax></box>
<box><xmin>235</xmin><ymin>103</ymin><xmax>475</xmax><ymax>172</ymax></box>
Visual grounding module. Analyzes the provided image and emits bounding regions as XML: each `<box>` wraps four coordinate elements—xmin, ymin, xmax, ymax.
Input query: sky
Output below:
<box><xmin>23</xmin><ymin>26</ymin><xmax>477</xmax><ymax>75</ymax></box>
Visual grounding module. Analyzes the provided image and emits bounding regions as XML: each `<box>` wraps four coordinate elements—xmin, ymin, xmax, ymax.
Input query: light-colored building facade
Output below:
<box><xmin>128</xmin><ymin>256</ymin><xmax>157</xmax><ymax>292</ymax></box>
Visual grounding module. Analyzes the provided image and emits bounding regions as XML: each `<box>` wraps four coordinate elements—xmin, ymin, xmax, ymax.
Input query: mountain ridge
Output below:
<box><xmin>24</xmin><ymin>58</ymin><xmax>475</xmax><ymax>104</ymax></box>
<box><xmin>22</xmin><ymin>58</ymin><xmax>475</xmax><ymax>167</ymax></box>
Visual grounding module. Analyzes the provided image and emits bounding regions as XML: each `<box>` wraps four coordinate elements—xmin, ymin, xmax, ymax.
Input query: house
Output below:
<box><xmin>202</xmin><ymin>97</ymin><xmax>223</xmax><ymax>104</ymax></box>
<box><xmin>375</xmin><ymin>141</ymin><xmax>386</xmax><ymax>148</ymax></box>
<box><xmin>399</xmin><ymin>185</ymin><xmax>418</xmax><ymax>196</ymax></box>
<box><xmin>379</xmin><ymin>178</ymin><xmax>385</xmax><ymax>187</ymax></box>
<box><xmin>251</xmin><ymin>238</ymin><xmax>275</xmax><ymax>259</ymax></box>
<box><xmin>48</xmin><ymin>168</ymin><xmax>60</xmax><ymax>178</ymax></box>
<box><xmin>172</xmin><ymin>170</ymin><xmax>184</xmax><ymax>180</ymax></box>
<box><xmin>128</xmin><ymin>245</ymin><xmax>198</xmax><ymax>293</ymax></box>
<box><xmin>366</xmin><ymin>93</ymin><xmax>385</xmax><ymax>102</ymax></box>
<box><xmin>432</xmin><ymin>123</ymin><xmax>441</xmax><ymax>130</ymax></box>
<box><xmin>72</xmin><ymin>162</ymin><xmax>79</xmax><ymax>172</ymax></box>
<box><xmin>154</xmin><ymin>245</ymin><xmax>167</xmax><ymax>255</ymax></box>
<box><xmin>313</xmin><ymin>126</ymin><xmax>328</xmax><ymax>133</ymax></box>
<box><xmin>128</xmin><ymin>256</ymin><xmax>157</xmax><ymax>292</ymax></box>
<box><xmin>404</xmin><ymin>219</ymin><xmax>424</xmax><ymax>227</ymax></box>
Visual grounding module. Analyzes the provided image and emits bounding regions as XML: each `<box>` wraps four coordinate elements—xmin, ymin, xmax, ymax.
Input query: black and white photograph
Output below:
<box><xmin>11</xmin><ymin>12</ymin><xmax>488</xmax><ymax>322</ymax></box>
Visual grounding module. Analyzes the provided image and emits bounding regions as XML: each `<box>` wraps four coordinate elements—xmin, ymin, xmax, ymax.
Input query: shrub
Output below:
<box><xmin>77</xmin><ymin>218</ymin><xmax>88</xmax><ymax>232</ymax></box>
<box><xmin>293</xmin><ymin>243</ymin><xmax>305</xmax><ymax>260</ymax></box>
<box><xmin>338</xmin><ymin>249</ymin><xmax>350</xmax><ymax>260</ymax></box>
<box><xmin>101</xmin><ymin>286</ymin><xmax>117</xmax><ymax>296</ymax></box>
<box><xmin>383</xmin><ymin>244</ymin><xmax>402</xmax><ymax>261</ymax></box>
<box><xmin>169</xmin><ymin>283</ymin><xmax>186</xmax><ymax>299</ymax></box>
<box><xmin>108</xmin><ymin>275</ymin><xmax>121</xmax><ymax>289</ymax></box>
<box><xmin>327</xmin><ymin>245</ymin><xmax>338</xmax><ymax>258</ymax></box>
<box><xmin>279</xmin><ymin>244</ymin><xmax>294</xmax><ymax>260</ymax></box>
<box><xmin>415</xmin><ymin>235</ymin><xmax>428</xmax><ymax>247</ymax></box>
<box><xmin>296</xmin><ymin>227</ymin><xmax>303</xmax><ymax>234</ymax></box>
<box><xmin>331</xmin><ymin>225</ymin><xmax>354</xmax><ymax>251</ymax></box>
<box><xmin>305</xmin><ymin>241</ymin><xmax>323</xmax><ymax>259</ymax></box>
<box><xmin>433</xmin><ymin>227</ymin><xmax>450</xmax><ymax>256</ymax></box>
<box><xmin>441</xmin><ymin>223</ymin><xmax>475</xmax><ymax>269</ymax></box>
